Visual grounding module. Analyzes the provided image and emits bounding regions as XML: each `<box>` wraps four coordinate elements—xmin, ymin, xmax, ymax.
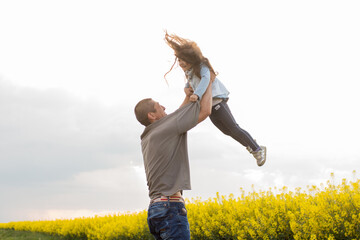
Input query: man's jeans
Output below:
<box><xmin>147</xmin><ymin>201</ymin><xmax>190</xmax><ymax>240</ymax></box>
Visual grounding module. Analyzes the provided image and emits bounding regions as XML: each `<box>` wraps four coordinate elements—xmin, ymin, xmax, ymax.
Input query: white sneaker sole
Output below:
<box><xmin>257</xmin><ymin>146</ymin><xmax>267</xmax><ymax>167</ymax></box>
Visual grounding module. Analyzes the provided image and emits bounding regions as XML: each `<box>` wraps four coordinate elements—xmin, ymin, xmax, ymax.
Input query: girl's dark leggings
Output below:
<box><xmin>209</xmin><ymin>100</ymin><xmax>260</xmax><ymax>152</ymax></box>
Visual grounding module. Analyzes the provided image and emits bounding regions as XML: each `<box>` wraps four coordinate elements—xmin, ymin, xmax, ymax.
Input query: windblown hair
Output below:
<box><xmin>134</xmin><ymin>98</ymin><xmax>155</xmax><ymax>126</ymax></box>
<box><xmin>164</xmin><ymin>32</ymin><xmax>216</xmax><ymax>81</ymax></box>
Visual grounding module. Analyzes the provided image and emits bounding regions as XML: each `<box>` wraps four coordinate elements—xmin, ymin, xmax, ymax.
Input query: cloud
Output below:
<box><xmin>0</xmin><ymin>78</ymin><xmax>149</xmax><ymax>221</ymax></box>
<box><xmin>0</xmin><ymin>79</ymin><xmax>142</xmax><ymax>185</ymax></box>
<box><xmin>243</xmin><ymin>169</ymin><xmax>265</xmax><ymax>183</ymax></box>
<box><xmin>26</xmin><ymin>209</ymin><xmax>113</xmax><ymax>221</ymax></box>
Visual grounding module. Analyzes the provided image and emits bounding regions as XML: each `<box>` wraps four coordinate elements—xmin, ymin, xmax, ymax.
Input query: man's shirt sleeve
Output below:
<box><xmin>176</xmin><ymin>101</ymin><xmax>200</xmax><ymax>134</ymax></box>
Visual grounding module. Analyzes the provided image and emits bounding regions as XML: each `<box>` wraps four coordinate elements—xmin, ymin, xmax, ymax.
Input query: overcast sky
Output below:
<box><xmin>1</xmin><ymin>0</ymin><xmax>360</xmax><ymax>223</ymax></box>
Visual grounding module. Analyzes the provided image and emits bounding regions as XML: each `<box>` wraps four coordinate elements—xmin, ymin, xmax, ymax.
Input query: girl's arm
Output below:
<box><xmin>193</xmin><ymin>65</ymin><xmax>211</xmax><ymax>100</ymax></box>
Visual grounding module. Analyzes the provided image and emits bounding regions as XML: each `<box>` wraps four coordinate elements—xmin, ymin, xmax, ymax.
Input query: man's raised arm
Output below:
<box><xmin>197</xmin><ymin>72</ymin><xmax>215</xmax><ymax>123</ymax></box>
<box><xmin>179</xmin><ymin>86</ymin><xmax>193</xmax><ymax>108</ymax></box>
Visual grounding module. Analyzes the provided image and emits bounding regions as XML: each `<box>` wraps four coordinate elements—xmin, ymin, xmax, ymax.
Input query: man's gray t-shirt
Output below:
<box><xmin>140</xmin><ymin>102</ymin><xmax>200</xmax><ymax>199</ymax></box>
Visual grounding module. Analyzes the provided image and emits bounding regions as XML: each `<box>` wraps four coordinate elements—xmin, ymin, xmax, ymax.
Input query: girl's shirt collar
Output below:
<box><xmin>185</xmin><ymin>68</ymin><xmax>193</xmax><ymax>78</ymax></box>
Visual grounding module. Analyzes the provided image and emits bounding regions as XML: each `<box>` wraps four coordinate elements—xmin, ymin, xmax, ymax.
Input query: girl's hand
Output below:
<box><xmin>190</xmin><ymin>94</ymin><xmax>199</xmax><ymax>102</ymax></box>
<box><xmin>184</xmin><ymin>87</ymin><xmax>194</xmax><ymax>97</ymax></box>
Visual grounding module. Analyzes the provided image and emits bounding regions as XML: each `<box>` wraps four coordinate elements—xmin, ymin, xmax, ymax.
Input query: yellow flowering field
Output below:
<box><xmin>1</xmin><ymin>176</ymin><xmax>359</xmax><ymax>240</ymax></box>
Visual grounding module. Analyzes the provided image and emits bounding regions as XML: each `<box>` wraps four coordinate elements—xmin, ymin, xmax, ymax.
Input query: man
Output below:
<box><xmin>134</xmin><ymin>79</ymin><xmax>213</xmax><ymax>239</ymax></box>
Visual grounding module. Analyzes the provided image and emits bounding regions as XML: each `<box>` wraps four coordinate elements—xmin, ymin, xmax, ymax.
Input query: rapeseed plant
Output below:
<box><xmin>1</xmin><ymin>175</ymin><xmax>359</xmax><ymax>239</ymax></box>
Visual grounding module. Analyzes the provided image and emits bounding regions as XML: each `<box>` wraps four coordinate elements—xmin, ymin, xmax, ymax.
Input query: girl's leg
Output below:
<box><xmin>210</xmin><ymin>101</ymin><xmax>260</xmax><ymax>152</ymax></box>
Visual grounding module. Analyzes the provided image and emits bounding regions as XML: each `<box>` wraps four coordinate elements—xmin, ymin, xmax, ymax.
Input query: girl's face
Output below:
<box><xmin>178</xmin><ymin>58</ymin><xmax>192</xmax><ymax>71</ymax></box>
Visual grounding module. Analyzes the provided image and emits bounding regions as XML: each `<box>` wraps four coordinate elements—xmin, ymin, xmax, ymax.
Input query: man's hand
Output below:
<box><xmin>184</xmin><ymin>87</ymin><xmax>194</xmax><ymax>97</ymax></box>
<box><xmin>210</xmin><ymin>71</ymin><xmax>216</xmax><ymax>83</ymax></box>
<box><xmin>180</xmin><ymin>87</ymin><xmax>194</xmax><ymax>108</ymax></box>
<box><xmin>190</xmin><ymin>94</ymin><xmax>199</xmax><ymax>102</ymax></box>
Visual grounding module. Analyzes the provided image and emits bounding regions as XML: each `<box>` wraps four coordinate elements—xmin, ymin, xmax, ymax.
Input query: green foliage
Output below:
<box><xmin>0</xmin><ymin>229</ymin><xmax>65</xmax><ymax>240</ymax></box>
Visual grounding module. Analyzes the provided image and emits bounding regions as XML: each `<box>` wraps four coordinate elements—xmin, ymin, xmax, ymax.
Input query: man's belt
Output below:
<box><xmin>150</xmin><ymin>196</ymin><xmax>185</xmax><ymax>204</ymax></box>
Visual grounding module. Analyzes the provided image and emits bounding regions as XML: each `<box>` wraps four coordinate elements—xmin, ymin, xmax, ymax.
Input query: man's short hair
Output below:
<box><xmin>134</xmin><ymin>98</ymin><xmax>155</xmax><ymax>126</ymax></box>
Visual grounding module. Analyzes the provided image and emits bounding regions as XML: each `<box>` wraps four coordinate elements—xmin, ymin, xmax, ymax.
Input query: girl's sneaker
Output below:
<box><xmin>247</xmin><ymin>145</ymin><xmax>267</xmax><ymax>167</ymax></box>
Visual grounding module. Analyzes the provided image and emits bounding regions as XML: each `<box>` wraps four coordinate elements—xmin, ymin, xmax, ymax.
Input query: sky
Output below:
<box><xmin>1</xmin><ymin>0</ymin><xmax>360</xmax><ymax>223</ymax></box>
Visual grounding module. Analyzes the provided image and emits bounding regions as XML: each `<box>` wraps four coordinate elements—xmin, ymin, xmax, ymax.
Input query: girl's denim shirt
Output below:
<box><xmin>185</xmin><ymin>64</ymin><xmax>230</xmax><ymax>100</ymax></box>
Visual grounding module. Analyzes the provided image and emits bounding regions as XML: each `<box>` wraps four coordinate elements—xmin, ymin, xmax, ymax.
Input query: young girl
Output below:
<box><xmin>164</xmin><ymin>32</ymin><xmax>267</xmax><ymax>166</ymax></box>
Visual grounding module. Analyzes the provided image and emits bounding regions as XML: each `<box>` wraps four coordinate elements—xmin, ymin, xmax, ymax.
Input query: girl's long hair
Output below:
<box><xmin>164</xmin><ymin>32</ymin><xmax>216</xmax><ymax>82</ymax></box>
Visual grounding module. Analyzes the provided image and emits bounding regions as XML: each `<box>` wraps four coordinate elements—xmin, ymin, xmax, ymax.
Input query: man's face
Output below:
<box><xmin>151</xmin><ymin>101</ymin><xmax>167</xmax><ymax>121</ymax></box>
